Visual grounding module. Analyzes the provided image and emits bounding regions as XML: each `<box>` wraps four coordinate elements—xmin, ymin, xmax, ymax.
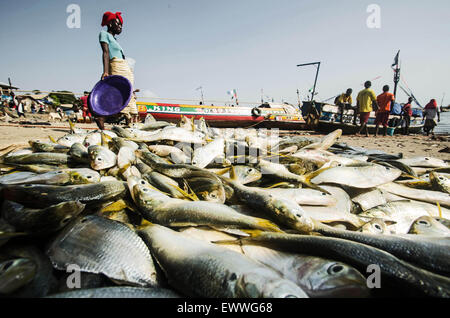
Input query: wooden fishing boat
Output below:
<box><xmin>137</xmin><ymin>102</ymin><xmax>307</xmax><ymax>129</ymax></box>
<box><xmin>317</xmin><ymin>103</ymin><xmax>424</xmax><ymax>135</ymax></box>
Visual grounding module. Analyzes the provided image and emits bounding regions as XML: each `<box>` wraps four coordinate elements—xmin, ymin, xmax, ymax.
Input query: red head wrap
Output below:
<box><xmin>424</xmin><ymin>99</ymin><xmax>437</xmax><ymax>109</ymax></box>
<box><xmin>101</xmin><ymin>11</ymin><xmax>123</xmax><ymax>27</ymax></box>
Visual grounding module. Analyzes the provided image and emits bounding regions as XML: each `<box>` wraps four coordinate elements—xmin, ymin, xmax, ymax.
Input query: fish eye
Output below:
<box><xmin>425</xmin><ymin>158</ymin><xmax>429</xmax><ymax>160</ymax></box>
<box><xmin>87</xmin><ymin>175</ymin><xmax>92</xmax><ymax>179</ymax></box>
<box><xmin>142</xmin><ymin>188</ymin><xmax>148</xmax><ymax>192</ymax></box>
<box><xmin>328</xmin><ymin>264</ymin><xmax>344</xmax><ymax>275</ymax></box>
<box><xmin>57</xmin><ymin>171</ymin><xmax>63</xmax><ymax>174</ymax></box>
<box><xmin>140</xmin><ymin>180</ymin><xmax>146</xmax><ymax>185</ymax></box>
<box><xmin>439</xmin><ymin>177</ymin><xmax>444</xmax><ymax>180</ymax></box>
<box><xmin>97</xmin><ymin>158</ymin><xmax>102</xmax><ymax>161</ymax></box>
<box><xmin>295</xmin><ymin>214</ymin><xmax>302</xmax><ymax>218</ymax></box>
<box><xmin>61</xmin><ymin>217</ymin><xmax>72</xmax><ymax>224</ymax></box>
<box><xmin>374</xmin><ymin>224</ymin><xmax>382</xmax><ymax>231</ymax></box>
<box><xmin>1</xmin><ymin>260</ymin><xmax>14</xmax><ymax>272</ymax></box>
<box><xmin>418</xmin><ymin>220</ymin><xmax>430</xmax><ymax>226</ymax></box>
<box><xmin>229</xmin><ymin>273</ymin><xmax>237</xmax><ymax>281</ymax></box>
<box><xmin>321</xmin><ymin>192</ymin><xmax>326</xmax><ymax>195</ymax></box>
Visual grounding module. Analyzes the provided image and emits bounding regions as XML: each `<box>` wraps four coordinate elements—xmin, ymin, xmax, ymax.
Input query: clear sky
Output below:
<box><xmin>1</xmin><ymin>0</ymin><xmax>449</xmax><ymax>107</ymax></box>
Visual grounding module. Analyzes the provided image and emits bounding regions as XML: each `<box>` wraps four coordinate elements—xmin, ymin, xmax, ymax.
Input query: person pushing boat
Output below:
<box><xmin>93</xmin><ymin>11</ymin><xmax>138</xmax><ymax>130</ymax></box>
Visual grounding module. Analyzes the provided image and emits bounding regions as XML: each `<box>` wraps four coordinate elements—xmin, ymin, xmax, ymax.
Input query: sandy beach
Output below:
<box><xmin>0</xmin><ymin>113</ymin><xmax>448</xmax><ymax>161</ymax></box>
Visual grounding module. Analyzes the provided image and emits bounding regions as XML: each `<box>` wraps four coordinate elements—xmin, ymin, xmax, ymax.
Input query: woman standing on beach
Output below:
<box><xmin>423</xmin><ymin>99</ymin><xmax>440</xmax><ymax>136</ymax></box>
<box><xmin>94</xmin><ymin>11</ymin><xmax>138</xmax><ymax>130</ymax></box>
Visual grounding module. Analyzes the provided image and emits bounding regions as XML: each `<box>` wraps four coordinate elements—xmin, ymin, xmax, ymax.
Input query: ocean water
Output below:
<box><xmin>434</xmin><ymin>111</ymin><xmax>450</xmax><ymax>134</ymax></box>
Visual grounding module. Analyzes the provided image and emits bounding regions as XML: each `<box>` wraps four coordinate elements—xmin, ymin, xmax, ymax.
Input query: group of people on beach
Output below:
<box><xmin>2</xmin><ymin>92</ymin><xmax>29</xmax><ymax>118</ymax></box>
<box><xmin>335</xmin><ymin>81</ymin><xmax>441</xmax><ymax>137</ymax></box>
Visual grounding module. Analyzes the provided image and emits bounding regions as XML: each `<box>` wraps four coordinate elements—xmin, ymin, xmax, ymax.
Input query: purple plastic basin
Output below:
<box><xmin>89</xmin><ymin>75</ymin><xmax>132</xmax><ymax>116</ymax></box>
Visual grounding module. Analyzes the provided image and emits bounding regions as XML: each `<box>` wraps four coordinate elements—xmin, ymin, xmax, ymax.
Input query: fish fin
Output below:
<box><xmin>229</xmin><ymin>165</ymin><xmax>238</xmax><ymax>181</ymax></box>
<box><xmin>255</xmin><ymin>218</ymin><xmax>284</xmax><ymax>233</ymax></box>
<box><xmin>137</xmin><ymin>219</ymin><xmax>154</xmax><ymax>230</ymax></box>
<box><xmin>99</xmin><ymin>199</ymin><xmax>129</xmax><ymax>213</ymax></box>
<box><xmin>209</xmin><ymin>227</ymin><xmax>252</xmax><ymax>237</ymax></box>
<box><xmin>212</xmin><ymin>167</ymin><xmax>232</xmax><ymax>176</ymax></box>
<box><xmin>0</xmin><ymin>231</ymin><xmax>28</xmax><ymax>239</ymax></box>
<box><xmin>264</xmin><ymin>182</ymin><xmax>291</xmax><ymax>189</ymax></box>
<box><xmin>212</xmin><ymin>229</ymin><xmax>265</xmax><ymax>245</ymax></box>
<box><xmin>0</xmin><ymin>146</ymin><xmax>19</xmax><ymax>163</ymax></box>
<box><xmin>48</xmin><ymin>135</ymin><xmax>57</xmax><ymax>143</ymax></box>
<box><xmin>212</xmin><ymin>238</ymin><xmax>243</xmax><ymax>245</ymax></box>
<box><xmin>437</xmin><ymin>202</ymin><xmax>442</xmax><ymax>218</ymax></box>
<box><xmin>184</xmin><ymin>180</ymin><xmax>200</xmax><ymax>201</ymax></box>
<box><xmin>169</xmin><ymin>183</ymin><xmax>199</xmax><ymax>201</ymax></box>
<box><xmin>101</xmin><ymin>132</ymin><xmax>110</xmax><ymax>147</ymax></box>
<box><xmin>191</xmin><ymin>118</ymin><xmax>196</xmax><ymax>132</ymax></box>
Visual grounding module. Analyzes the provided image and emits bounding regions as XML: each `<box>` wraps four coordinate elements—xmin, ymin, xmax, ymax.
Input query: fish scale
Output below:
<box><xmin>47</xmin><ymin>215</ymin><xmax>159</xmax><ymax>287</ymax></box>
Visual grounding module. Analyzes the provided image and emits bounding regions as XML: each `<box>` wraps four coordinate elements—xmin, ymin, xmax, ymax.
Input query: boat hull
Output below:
<box><xmin>137</xmin><ymin>102</ymin><xmax>307</xmax><ymax>129</ymax></box>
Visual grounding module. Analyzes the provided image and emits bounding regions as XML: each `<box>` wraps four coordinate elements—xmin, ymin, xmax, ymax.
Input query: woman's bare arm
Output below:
<box><xmin>101</xmin><ymin>42</ymin><xmax>110</xmax><ymax>80</ymax></box>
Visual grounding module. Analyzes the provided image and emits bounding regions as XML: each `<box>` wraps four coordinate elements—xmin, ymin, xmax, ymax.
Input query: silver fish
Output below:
<box><xmin>57</xmin><ymin>133</ymin><xmax>88</xmax><ymax>147</ymax></box>
<box><xmin>311</xmin><ymin>164</ymin><xmax>402</xmax><ymax>189</ymax></box>
<box><xmin>408</xmin><ymin>216</ymin><xmax>450</xmax><ymax>236</ymax></box>
<box><xmin>396</xmin><ymin>157</ymin><xmax>448</xmax><ymax>168</ymax></box>
<box><xmin>379</xmin><ymin>182</ymin><xmax>450</xmax><ymax>207</ymax></box>
<box><xmin>138</xmin><ymin>223</ymin><xmax>308</xmax><ymax>298</ymax></box>
<box><xmin>47</xmin><ymin>215</ymin><xmax>159</xmax><ymax>287</ymax></box>
<box><xmin>88</xmin><ymin>145</ymin><xmax>117</xmax><ymax>170</ymax></box>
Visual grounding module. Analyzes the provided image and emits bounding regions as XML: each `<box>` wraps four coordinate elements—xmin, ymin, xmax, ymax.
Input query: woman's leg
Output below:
<box><xmin>94</xmin><ymin>116</ymin><xmax>105</xmax><ymax>130</ymax></box>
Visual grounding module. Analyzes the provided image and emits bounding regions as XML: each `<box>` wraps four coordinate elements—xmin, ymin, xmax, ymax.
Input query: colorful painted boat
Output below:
<box><xmin>137</xmin><ymin>102</ymin><xmax>306</xmax><ymax>129</ymax></box>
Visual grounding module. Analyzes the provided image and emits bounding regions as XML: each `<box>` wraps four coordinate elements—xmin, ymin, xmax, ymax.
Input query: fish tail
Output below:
<box><xmin>68</xmin><ymin>120</ymin><xmax>76</xmax><ymax>133</ymax></box>
<box><xmin>301</xmin><ymin>166</ymin><xmax>336</xmax><ymax>194</ymax></box>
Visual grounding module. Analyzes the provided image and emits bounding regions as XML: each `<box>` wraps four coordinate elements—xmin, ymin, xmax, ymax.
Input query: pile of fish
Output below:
<box><xmin>0</xmin><ymin>115</ymin><xmax>449</xmax><ymax>298</ymax></box>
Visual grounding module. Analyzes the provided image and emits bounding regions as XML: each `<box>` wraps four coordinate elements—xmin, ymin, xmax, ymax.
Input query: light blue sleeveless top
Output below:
<box><xmin>99</xmin><ymin>30</ymin><xmax>125</xmax><ymax>60</ymax></box>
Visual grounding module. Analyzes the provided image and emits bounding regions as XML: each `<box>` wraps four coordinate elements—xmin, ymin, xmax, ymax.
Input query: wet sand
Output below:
<box><xmin>0</xmin><ymin>114</ymin><xmax>449</xmax><ymax>160</ymax></box>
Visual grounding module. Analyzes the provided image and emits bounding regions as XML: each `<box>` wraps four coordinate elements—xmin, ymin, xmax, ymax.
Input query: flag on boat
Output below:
<box><xmin>392</xmin><ymin>50</ymin><xmax>400</xmax><ymax>68</ymax></box>
<box><xmin>196</xmin><ymin>86</ymin><xmax>202</xmax><ymax>91</ymax></box>
<box><xmin>227</xmin><ymin>89</ymin><xmax>237</xmax><ymax>100</ymax></box>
